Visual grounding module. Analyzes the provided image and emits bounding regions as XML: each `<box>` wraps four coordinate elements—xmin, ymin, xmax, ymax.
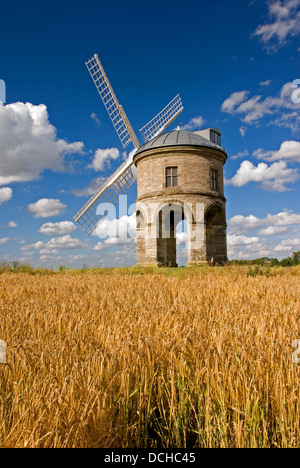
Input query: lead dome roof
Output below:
<box><xmin>134</xmin><ymin>130</ymin><xmax>227</xmax><ymax>158</ymax></box>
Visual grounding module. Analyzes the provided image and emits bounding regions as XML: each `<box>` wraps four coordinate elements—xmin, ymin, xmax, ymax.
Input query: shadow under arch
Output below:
<box><xmin>205</xmin><ymin>203</ymin><xmax>227</xmax><ymax>265</ymax></box>
<box><xmin>156</xmin><ymin>202</ymin><xmax>188</xmax><ymax>267</ymax></box>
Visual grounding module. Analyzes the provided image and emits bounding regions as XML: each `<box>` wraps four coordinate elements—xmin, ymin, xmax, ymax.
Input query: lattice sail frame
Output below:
<box><xmin>86</xmin><ymin>54</ymin><xmax>140</xmax><ymax>149</ymax></box>
<box><xmin>74</xmin><ymin>154</ymin><xmax>137</xmax><ymax>235</ymax></box>
<box><xmin>75</xmin><ymin>54</ymin><xmax>184</xmax><ymax>236</ymax></box>
<box><xmin>139</xmin><ymin>94</ymin><xmax>183</xmax><ymax>143</ymax></box>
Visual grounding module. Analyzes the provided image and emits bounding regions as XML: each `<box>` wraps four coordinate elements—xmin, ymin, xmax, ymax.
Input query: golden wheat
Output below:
<box><xmin>0</xmin><ymin>266</ymin><xmax>299</xmax><ymax>448</ymax></box>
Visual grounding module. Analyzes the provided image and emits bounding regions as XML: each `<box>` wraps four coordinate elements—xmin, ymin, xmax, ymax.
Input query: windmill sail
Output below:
<box><xmin>74</xmin><ymin>153</ymin><xmax>137</xmax><ymax>235</ymax></box>
<box><xmin>86</xmin><ymin>54</ymin><xmax>140</xmax><ymax>149</ymax></box>
<box><xmin>139</xmin><ymin>94</ymin><xmax>183</xmax><ymax>143</ymax></box>
<box><xmin>75</xmin><ymin>54</ymin><xmax>184</xmax><ymax>236</ymax></box>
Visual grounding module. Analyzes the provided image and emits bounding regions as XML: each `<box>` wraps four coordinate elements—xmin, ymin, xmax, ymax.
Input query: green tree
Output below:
<box><xmin>292</xmin><ymin>251</ymin><xmax>300</xmax><ymax>265</ymax></box>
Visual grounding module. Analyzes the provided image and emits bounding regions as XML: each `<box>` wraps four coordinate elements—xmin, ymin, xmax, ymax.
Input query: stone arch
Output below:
<box><xmin>156</xmin><ymin>202</ymin><xmax>188</xmax><ymax>267</ymax></box>
<box><xmin>136</xmin><ymin>209</ymin><xmax>146</xmax><ymax>230</ymax></box>
<box><xmin>150</xmin><ymin>199</ymin><xmax>193</xmax><ymax>226</ymax></box>
<box><xmin>205</xmin><ymin>203</ymin><xmax>227</xmax><ymax>265</ymax></box>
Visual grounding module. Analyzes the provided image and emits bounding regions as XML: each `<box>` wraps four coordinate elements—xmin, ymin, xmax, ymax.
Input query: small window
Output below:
<box><xmin>166</xmin><ymin>167</ymin><xmax>178</xmax><ymax>188</ymax></box>
<box><xmin>210</xmin><ymin>169</ymin><xmax>218</xmax><ymax>191</ymax></box>
<box><xmin>210</xmin><ymin>130</ymin><xmax>221</xmax><ymax>146</ymax></box>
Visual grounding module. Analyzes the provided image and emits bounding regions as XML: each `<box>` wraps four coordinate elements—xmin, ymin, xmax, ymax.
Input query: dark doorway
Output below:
<box><xmin>205</xmin><ymin>204</ymin><xmax>227</xmax><ymax>265</ymax></box>
<box><xmin>157</xmin><ymin>204</ymin><xmax>185</xmax><ymax>267</ymax></box>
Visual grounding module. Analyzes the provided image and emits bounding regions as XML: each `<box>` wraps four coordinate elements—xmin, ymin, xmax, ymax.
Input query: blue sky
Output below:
<box><xmin>0</xmin><ymin>0</ymin><xmax>299</xmax><ymax>267</ymax></box>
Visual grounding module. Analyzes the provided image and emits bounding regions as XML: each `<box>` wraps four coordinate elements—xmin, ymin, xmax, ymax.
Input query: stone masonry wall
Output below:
<box><xmin>134</xmin><ymin>145</ymin><xmax>228</xmax><ymax>266</ymax></box>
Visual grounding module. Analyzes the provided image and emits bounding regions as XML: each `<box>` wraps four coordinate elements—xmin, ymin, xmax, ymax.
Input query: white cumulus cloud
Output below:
<box><xmin>221</xmin><ymin>91</ymin><xmax>249</xmax><ymax>114</ymax></box>
<box><xmin>253</xmin><ymin>0</ymin><xmax>300</xmax><ymax>52</ymax></box>
<box><xmin>22</xmin><ymin>235</ymin><xmax>86</xmax><ymax>254</ymax></box>
<box><xmin>221</xmin><ymin>82</ymin><xmax>300</xmax><ymax>132</ymax></box>
<box><xmin>89</xmin><ymin>148</ymin><xmax>120</xmax><ymax>172</ymax></box>
<box><xmin>253</xmin><ymin>140</ymin><xmax>300</xmax><ymax>162</ymax></box>
<box><xmin>227</xmin><ymin>160</ymin><xmax>299</xmax><ymax>191</ymax></box>
<box><xmin>90</xmin><ymin>112</ymin><xmax>101</xmax><ymax>127</ymax></box>
<box><xmin>72</xmin><ymin>177</ymin><xmax>107</xmax><ymax>197</ymax></box>
<box><xmin>0</xmin><ymin>102</ymin><xmax>84</xmax><ymax>185</ymax></box>
<box><xmin>227</xmin><ymin>234</ymin><xmax>260</xmax><ymax>246</ymax></box>
<box><xmin>229</xmin><ymin>210</ymin><xmax>300</xmax><ymax>234</ymax></box>
<box><xmin>258</xmin><ymin>225</ymin><xmax>288</xmax><ymax>236</ymax></box>
<box><xmin>260</xmin><ymin>79</ymin><xmax>272</xmax><ymax>87</ymax></box>
<box><xmin>0</xmin><ymin>187</ymin><xmax>13</xmax><ymax>204</ymax></box>
<box><xmin>94</xmin><ymin>214</ymin><xmax>137</xmax><ymax>241</ymax></box>
<box><xmin>182</xmin><ymin>116</ymin><xmax>206</xmax><ymax>130</ymax></box>
<box><xmin>274</xmin><ymin>238</ymin><xmax>300</xmax><ymax>251</ymax></box>
<box><xmin>265</xmin><ymin>211</ymin><xmax>300</xmax><ymax>226</ymax></box>
<box><xmin>229</xmin><ymin>214</ymin><xmax>262</xmax><ymax>232</ymax></box>
<box><xmin>28</xmin><ymin>198</ymin><xmax>66</xmax><ymax>218</ymax></box>
<box><xmin>231</xmin><ymin>150</ymin><xmax>250</xmax><ymax>160</ymax></box>
<box><xmin>39</xmin><ymin>221</ymin><xmax>77</xmax><ymax>236</ymax></box>
<box><xmin>7</xmin><ymin>221</ymin><xmax>17</xmax><ymax>228</ymax></box>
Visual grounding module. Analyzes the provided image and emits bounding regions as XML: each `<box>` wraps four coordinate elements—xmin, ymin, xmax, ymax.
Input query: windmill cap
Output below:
<box><xmin>134</xmin><ymin>129</ymin><xmax>227</xmax><ymax>159</ymax></box>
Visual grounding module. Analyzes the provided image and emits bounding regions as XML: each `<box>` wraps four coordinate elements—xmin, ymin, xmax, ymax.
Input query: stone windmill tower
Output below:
<box><xmin>75</xmin><ymin>54</ymin><xmax>228</xmax><ymax>266</ymax></box>
<box><xmin>133</xmin><ymin>128</ymin><xmax>228</xmax><ymax>266</ymax></box>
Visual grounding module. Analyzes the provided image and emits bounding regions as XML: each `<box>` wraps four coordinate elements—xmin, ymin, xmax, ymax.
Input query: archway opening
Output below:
<box><xmin>205</xmin><ymin>204</ymin><xmax>227</xmax><ymax>265</ymax></box>
<box><xmin>176</xmin><ymin>219</ymin><xmax>188</xmax><ymax>267</ymax></box>
<box><xmin>157</xmin><ymin>204</ymin><xmax>186</xmax><ymax>267</ymax></box>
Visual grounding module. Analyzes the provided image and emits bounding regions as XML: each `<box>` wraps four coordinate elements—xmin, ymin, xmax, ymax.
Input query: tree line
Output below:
<box><xmin>230</xmin><ymin>250</ymin><xmax>300</xmax><ymax>267</ymax></box>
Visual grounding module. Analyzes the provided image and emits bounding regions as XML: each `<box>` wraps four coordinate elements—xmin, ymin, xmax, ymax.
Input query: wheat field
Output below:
<box><xmin>0</xmin><ymin>266</ymin><xmax>299</xmax><ymax>448</ymax></box>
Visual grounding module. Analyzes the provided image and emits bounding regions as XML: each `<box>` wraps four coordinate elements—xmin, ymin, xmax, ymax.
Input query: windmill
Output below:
<box><xmin>74</xmin><ymin>54</ymin><xmax>183</xmax><ymax>236</ymax></box>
